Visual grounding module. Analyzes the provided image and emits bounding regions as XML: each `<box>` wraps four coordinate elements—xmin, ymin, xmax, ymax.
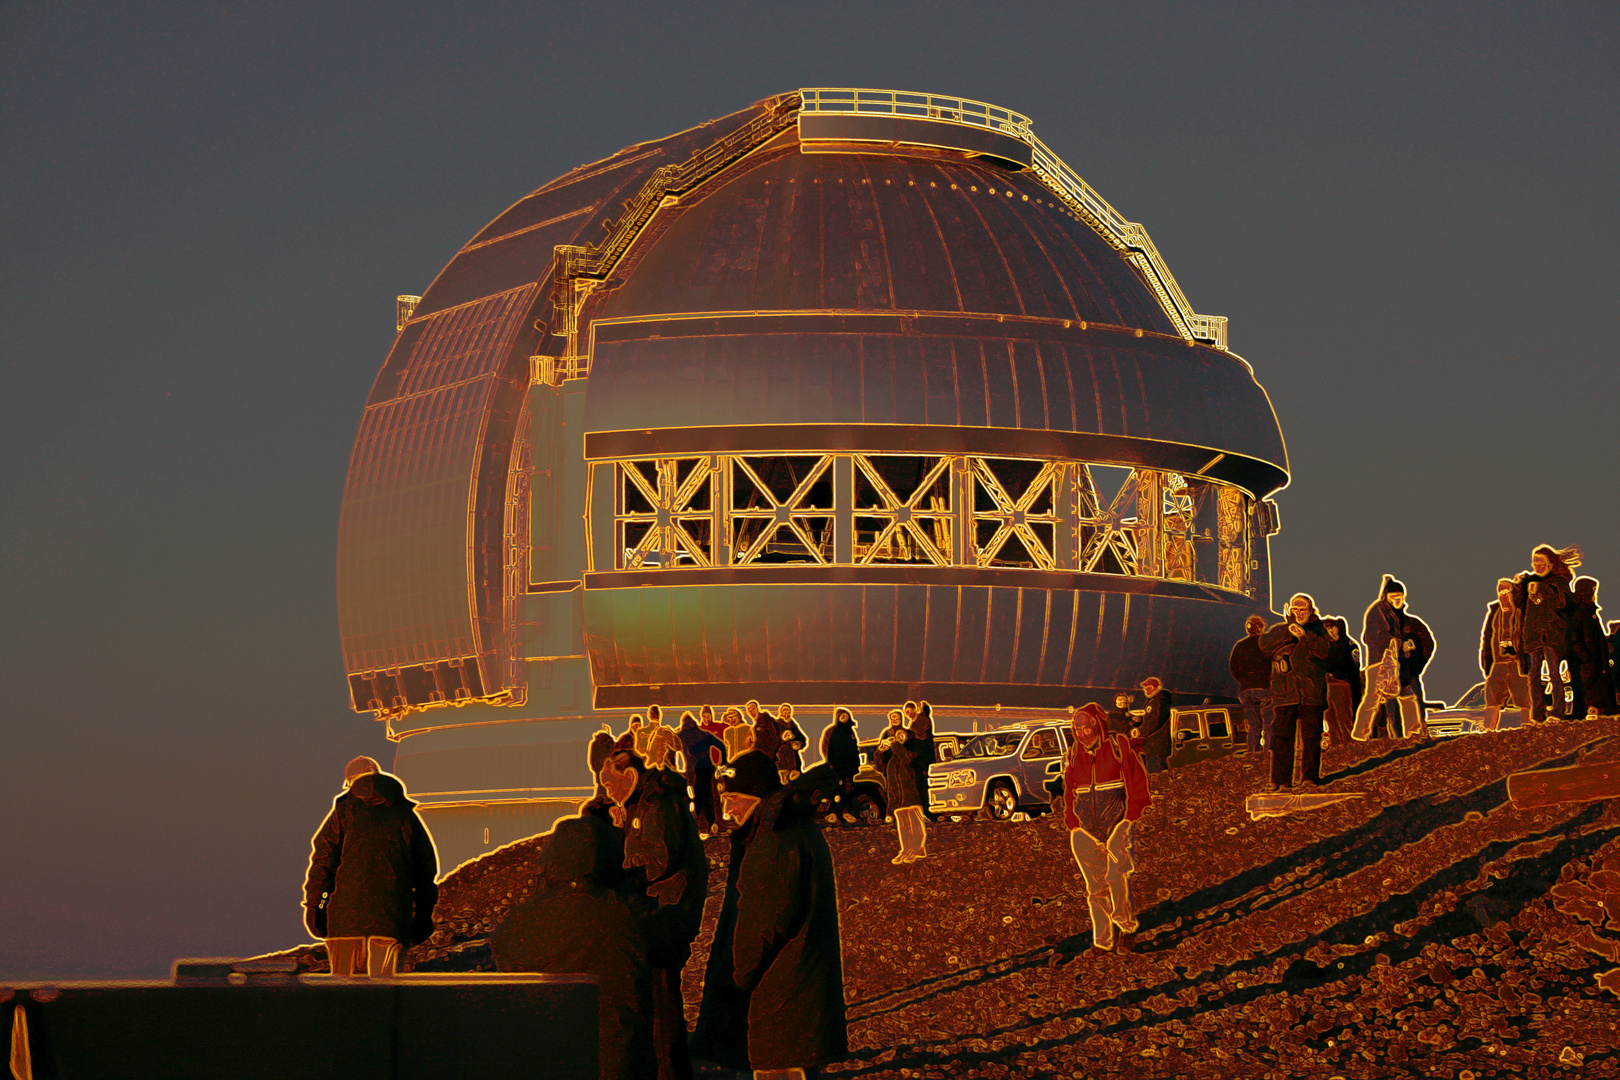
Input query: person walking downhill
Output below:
<box><xmin>1260</xmin><ymin>594</ymin><xmax>1332</xmax><ymax>791</ymax></box>
<box><xmin>1230</xmin><ymin>615</ymin><xmax>1275</xmax><ymax>756</ymax></box>
<box><xmin>1512</xmin><ymin>544</ymin><xmax>1581</xmax><ymax>723</ymax></box>
<box><xmin>303</xmin><ymin>756</ymin><xmax>439</xmax><ymax>978</ymax></box>
<box><xmin>1062</xmin><ymin>702</ymin><xmax>1151</xmax><ymax>955</ymax></box>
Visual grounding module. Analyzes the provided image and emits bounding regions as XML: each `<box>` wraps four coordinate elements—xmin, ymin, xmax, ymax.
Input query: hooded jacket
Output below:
<box><xmin>490</xmin><ymin>815</ymin><xmax>655</xmax><ymax>1080</ymax></box>
<box><xmin>304</xmin><ymin>772</ymin><xmax>439</xmax><ymax>943</ymax></box>
<box><xmin>1062</xmin><ymin>729</ymin><xmax>1151</xmax><ymax>837</ymax></box>
<box><xmin>1513</xmin><ymin>572</ymin><xmax>1572</xmax><ymax>657</ymax></box>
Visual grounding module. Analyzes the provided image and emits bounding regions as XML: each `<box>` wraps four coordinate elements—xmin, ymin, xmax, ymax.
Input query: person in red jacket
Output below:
<box><xmin>1062</xmin><ymin>702</ymin><xmax>1152</xmax><ymax>953</ymax></box>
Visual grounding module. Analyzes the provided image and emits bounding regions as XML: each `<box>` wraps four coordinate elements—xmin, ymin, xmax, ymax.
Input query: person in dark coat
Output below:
<box><xmin>676</xmin><ymin>710</ymin><xmax>726</xmax><ymax>837</ymax></box>
<box><xmin>1105</xmin><ymin>691</ymin><xmax>1136</xmax><ymax>738</ymax></box>
<box><xmin>1062</xmin><ymin>702</ymin><xmax>1152</xmax><ymax>953</ymax></box>
<box><xmin>879</xmin><ymin>708</ymin><xmax>925</xmax><ymax>863</ymax></box>
<box><xmin>490</xmin><ymin>814</ymin><xmax>655</xmax><ymax>1080</ymax></box>
<box><xmin>775</xmin><ymin>703</ymin><xmax>809</xmax><ymax>780</ymax></box>
<box><xmin>600</xmin><ymin>742</ymin><xmax>708</xmax><ymax>1080</ymax></box>
<box><xmin>1260</xmin><ymin>593</ymin><xmax>1332</xmax><ymax>791</ymax></box>
<box><xmin>1569</xmin><ymin>577</ymin><xmax>1615</xmax><ymax>717</ymax></box>
<box><xmin>1352</xmin><ymin>576</ymin><xmax>1435</xmax><ymax>739</ymax></box>
<box><xmin>1321</xmin><ymin>616</ymin><xmax>1360</xmax><ymax>747</ymax></box>
<box><xmin>910</xmin><ymin>701</ymin><xmax>939</xmax><ymax>824</ymax></box>
<box><xmin>1230</xmin><ymin>614</ymin><xmax>1275</xmax><ymax>755</ymax></box>
<box><xmin>304</xmin><ymin>756</ymin><xmax>439</xmax><ymax>978</ymax></box>
<box><xmin>1512</xmin><ymin>544</ymin><xmax>1581</xmax><ymax>722</ymax></box>
<box><xmin>744</xmin><ymin>700</ymin><xmax>783</xmax><ymax>764</ymax></box>
<box><xmin>1479</xmin><ymin>578</ymin><xmax>1531</xmax><ymax>717</ymax></box>
<box><xmin>818</xmin><ymin>708</ymin><xmax>862</xmax><ymax>825</ymax></box>
<box><xmin>1133</xmin><ymin>677</ymin><xmax>1173</xmax><ymax>774</ymax></box>
<box><xmin>693</xmin><ymin>751</ymin><xmax>849</xmax><ymax>1076</ymax></box>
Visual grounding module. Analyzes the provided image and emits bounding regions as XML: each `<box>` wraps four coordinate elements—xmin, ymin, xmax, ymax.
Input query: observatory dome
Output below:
<box><xmin>337</xmin><ymin>90</ymin><xmax>1289</xmax><ymax>866</ymax></box>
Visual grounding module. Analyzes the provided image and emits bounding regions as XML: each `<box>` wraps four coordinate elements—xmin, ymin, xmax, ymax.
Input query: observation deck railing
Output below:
<box><xmin>799</xmin><ymin>89</ymin><xmax>1228</xmax><ymax>349</ymax></box>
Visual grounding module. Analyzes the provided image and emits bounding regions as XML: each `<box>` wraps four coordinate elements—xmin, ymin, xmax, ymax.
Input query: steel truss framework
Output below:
<box><xmin>597</xmin><ymin>453</ymin><xmax>1256</xmax><ymax>594</ymax></box>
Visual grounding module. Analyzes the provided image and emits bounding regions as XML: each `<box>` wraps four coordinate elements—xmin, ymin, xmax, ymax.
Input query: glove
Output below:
<box><xmin>304</xmin><ymin>904</ymin><xmax>327</xmax><ymax>939</ymax></box>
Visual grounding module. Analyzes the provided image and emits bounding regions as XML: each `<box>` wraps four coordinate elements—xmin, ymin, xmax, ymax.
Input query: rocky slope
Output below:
<box><xmin>269</xmin><ymin>717</ymin><xmax>1620</xmax><ymax>1078</ymax></box>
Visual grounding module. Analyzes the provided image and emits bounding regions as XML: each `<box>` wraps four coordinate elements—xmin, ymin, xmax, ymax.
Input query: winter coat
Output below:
<box><xmin>1323</xmin><ymin>635</ymin><xmax>1360</xmax><ymax>684</ymax></box>
<box><xmin>881</xmin><ymin>730</ymin><xmax>921</xmax><ymax>809</ymax></box>
<box><xmin>821</xmin><ymin>720</ymin><xmax>861</xmax><ymax>782</ymax></box>
<box><xmin>1136</xmin><ymin>690</ymin><xmax>1174</xmax><ymax>760</ymax></box>
<box><xmin>1104</xmin><ymin>708</ymin><xmax>1134</xmax><ymax>737</ymax></box>
<box><xmin>775</xmin><ymin>716</ymin><xmax>808</xmax><ymax>775</ymax></box>
<box><xmin>1570</xmin><ymin>601</ymin><xmax>1610</xmax><ymax>678</ymax></box>
<box><xmin>1513</xmin><ymin>573</ymin><xmax>1572</xmax><ymax>658</ymax></box>
<box><xmin>619</xmin><ymin>767</ymin><xmax>708</xmax><ymax>970</ymax></box>
<box><xmin>1479</xmin><ymin>600</ymin><xmax>1521</xmax><ymax>678</ymax></box>
<box><xmin>1229</xmin><ymin>635</ymin><xmax>1271</xmax><ymax>691</ymax></box>
<box><xmin>678</xmin><ymin>722</ymin><xmax>725</xmax><ymax>777</ymax></box>
<box><xmin>1260</xmin><ymin>619</ymin><xmax>1331</xmax><ymax>708</ymax></box>
<box><xmin>908</xmin><ymin>719</ymin><xmax>937</xmax><ymax>807</ymax></box>
<box><xmin>304</xmin><ymin>772</ymin><xmax>438</xmax><ymax>943</ymax></box>
<box><xmin>1361</xmin><ymin>601</ymin><xmax>1434</xmax><ymax>687</ymax></box>
<box><xmin>749</xmin><ymin>713</ymin><xmax>784</xmax><ymax>762</ymax></box>
<box><xmin>729</xmin><ymin>789</ymin><xmax>849</xmax><ymax>1071</ymax></box>
<box><xmin>491</xmin><ymin>815</ymin><xmax>655</xmax><ymax>1080</ymax></box>
<box><xmin>1061</xmin><ymin>731</ymin><xmax>1151</xmax><ymax>838</ymax></box>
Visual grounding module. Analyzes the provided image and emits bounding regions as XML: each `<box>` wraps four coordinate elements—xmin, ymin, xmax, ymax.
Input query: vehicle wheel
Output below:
<box><xmin>849</xmin><ymin>789</ymin><xmax>886</xmax><ymax>826</ymax></box>
<box><xmin>981</xmin><ymin>780</ymin><xmax>1017</xmax><ymax>822</ymax></box>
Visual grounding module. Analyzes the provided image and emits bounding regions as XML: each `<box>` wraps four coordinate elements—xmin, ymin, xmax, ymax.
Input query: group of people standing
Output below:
<box><xmin>1227</xmin><ymin>543</ymin><xmax>1615</xmax><ymax>793</ymax></box>
<box><xmin>1478</xmin><ymin>544</ymin><xmax>1615</xmax><ymax>722</ymax></box>
<box><xmin>497</xmin><ymin>721</ymin><xmax>847</xmax><ymax>1080</ymax></box>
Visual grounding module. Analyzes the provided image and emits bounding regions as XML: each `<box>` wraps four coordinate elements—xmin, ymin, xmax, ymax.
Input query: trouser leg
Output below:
<box><xmin>1297</xmin><ymin>705</ymin><xmax>1324</xmax><ymax>783</ymax></box>
<box><xmin>326</xmin><ymin>937</ymin><xmax>363</xmax><ymax>977</ymax></box>
<box><xmin>1352</xmin><ymin>680</ymin><xmax>1381</xmax><ymax>740</ymax></box>
<box><xmin>1104</xmin><ymin>820</ymin><xmax>1136</xmax><ymax>930</ymax></box>
<box><xmin>1324</xmin><ymin>680</ymin><xmax>1353</xmax><ymax>746</ymax></box>
<box><xmin>905</xmin><ymin>806</ymin><xmax>928</xmax><ymax>855</ymax></box>
<box><xmin>1068</xmin><ymin>828</ymin><xmax>1115</xmax><ymax>949</ymax></box>
<box><xmin>652</xmin><ymin>965</ymin><xmax>693</xmax><ymax>1080</ymax></box>
<box><xmin>366</xmin><ymin>936</ymin><xmax>400</xmax><ymax>978</ymax></box>
<box><xmin>1270</xmin><ymin>704</ymin><xmax>1300</xmax><ymax>788</ymax></box>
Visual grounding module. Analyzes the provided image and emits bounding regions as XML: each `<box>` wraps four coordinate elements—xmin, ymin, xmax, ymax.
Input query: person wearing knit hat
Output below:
<box><xmin>303</xmin><ymin>757</ymin><xmax>439</xmax><ymax>978</ymax></box>
<box><xmin>1062</xmin><ymin>702</ymin><xmax>1151</xmax><ymax>953</ymax></box>
<box><xmin>1353</xmin><ymin>575</ymin><xmax>1435</xmax><ymax>740</ymax></box>
<box><xmin>693</xmin><ymin>749</ymin><xmax>847</xmax><ymax>1076</ymax></box>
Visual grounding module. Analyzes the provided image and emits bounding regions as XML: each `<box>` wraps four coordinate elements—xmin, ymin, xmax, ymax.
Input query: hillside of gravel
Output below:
<box><xmin>265</xmin><ymin>717</ymin><xmax>1620</xmax><ymax>1078</ymax></box>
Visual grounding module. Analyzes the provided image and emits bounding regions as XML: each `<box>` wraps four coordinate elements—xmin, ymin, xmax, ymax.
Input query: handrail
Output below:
<box><xmin>799</xmin><ymin>88</ymin><xmax>1228</xmax><ymax>349</ymax></box>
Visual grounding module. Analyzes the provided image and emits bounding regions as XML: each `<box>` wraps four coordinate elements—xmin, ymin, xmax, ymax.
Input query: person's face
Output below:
<box><xmin>888</xmin><ymin>710</ymin><xmax>902</xmax><ymax>726</ymax></box>
<box><xmin>1246</xmin><ymin>617</ymin><xmax>1264</xmax><ymax>637</ymax></box>
<box><xmin>701</xmin><ymin>706</ymin><xmax>712</xmax><ymax>722</ymax></box>
<box><xmin>722</xmin><ymin>792</ymin><xmax>760</xmax><ymax>824</ymax></box>
<box><xmin>904</xmin><ymin>703</ymin><xmax>918</xmax><ymax>720</ymax></box>
<box><xmin>1498</xmin><ymin>584</ymin><xmax>1513</xmax><ymax>605</ymax></box>
<box><xmin>1532</xmin><ymin>553</ymin><xmax>1550</xmax><ymax>575</ymax></box>
<box><xmin>629</xmin><ymin>716</ymin><xmax>643</xmax><ymax>731</ymax></box>
<box><xmin>1141</xmin><ymin>680</ymin><xmax>1159</xmax><ymax>696</ymax></box>
<box><xmin>1387</xmin><ymin>593</ymin><xmax>1406</xmax><ymax>610</ymax></box>
<box><xmin>779</xmin><ymin>704</ymin><xmax>793</xmax><ymax>720</ymax></box>
<box><xmin>1326</xmin><ymin>624</ymin><xmax>1341</xmax><ymax>640</ymax></box>
<box><xmin>1073</xmin><ymin>713</ymin><xmax>1101</xmax><ymax>747</ymax></box>
<box><xmin>745</xmin><ymin>702</ymin><xmax>760</xmax><ymax>720</ymax></box>
<box><xmin>1114</xmin><ymin>694</ymin><xmax>1131</xmax><ymax>710</ymax></box>
<box><xmin>1290</xmin><ymin>596</ymin><xmax>1312</xmax><ymax>622</ymax></box>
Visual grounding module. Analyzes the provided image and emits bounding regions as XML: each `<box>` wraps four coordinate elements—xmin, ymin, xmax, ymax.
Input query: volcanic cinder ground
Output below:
<box><xmin>278</xmin><ymin>718</ymin><xmax>1620</xmax><ymax>1078</ymax></box>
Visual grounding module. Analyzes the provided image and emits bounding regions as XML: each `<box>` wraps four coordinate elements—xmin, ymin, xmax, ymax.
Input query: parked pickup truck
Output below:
<box><xmin>925</xmin><ymin>720</ymin><xmax>1073</xmax><ymax>821</ymax></box>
